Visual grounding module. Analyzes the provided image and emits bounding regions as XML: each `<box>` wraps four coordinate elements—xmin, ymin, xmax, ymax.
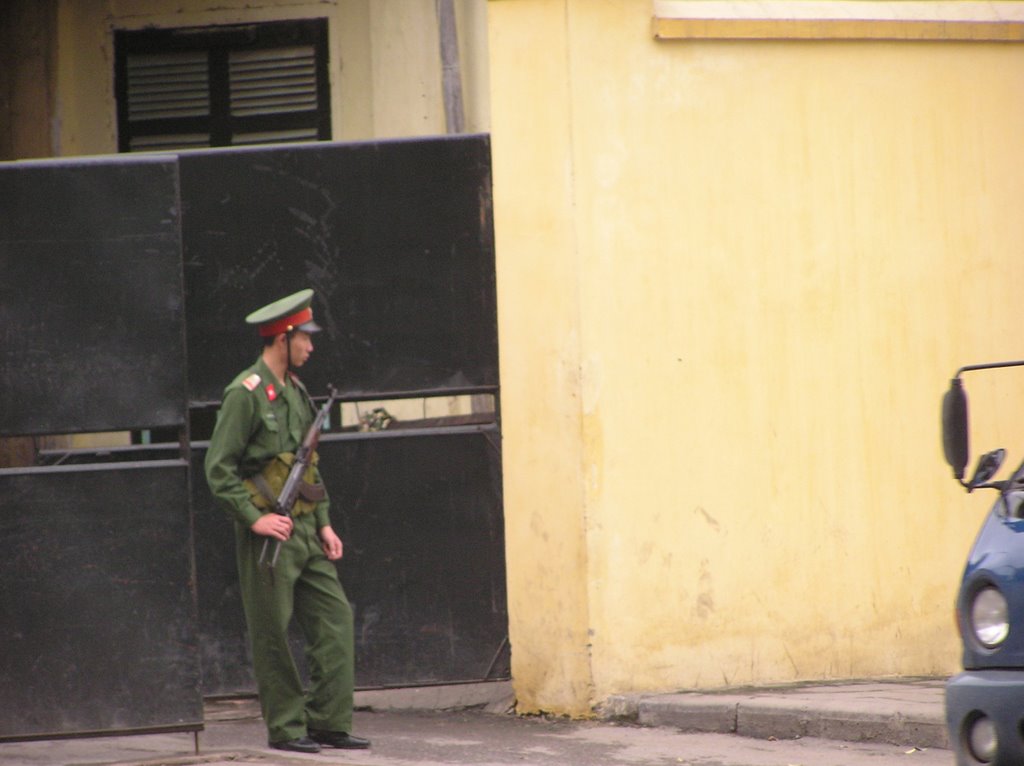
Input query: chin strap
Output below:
<box><xmin>285</xmin><ymin>330</ymin><xmax>294</xmax><ymax>384</ymax></box>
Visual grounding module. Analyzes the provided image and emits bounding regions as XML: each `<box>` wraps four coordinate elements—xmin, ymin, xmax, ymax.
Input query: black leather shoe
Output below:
<box><xmin>308</xmin><ymin>729</ymin><xmax>371</xmax><ymax>749</ymax></box>
<box><xmin>269</xmin><ymin>736</ymin><xmax>321</xmax><ymax>753</ymax></box>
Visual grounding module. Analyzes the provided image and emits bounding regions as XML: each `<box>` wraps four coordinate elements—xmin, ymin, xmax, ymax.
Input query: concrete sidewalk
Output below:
<box><xmin>0</xmin><ymin>678</ymin><xmax>949</xmax><ymax>766</ymax></box>
<box><xmin>606</xmin><ymin>677</ymin><xmax>948</xmax><ymax>749</ymax></box>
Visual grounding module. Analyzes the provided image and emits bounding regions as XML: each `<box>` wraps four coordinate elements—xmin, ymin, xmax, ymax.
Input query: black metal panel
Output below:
<box><xmin>179</xmin><ymin>135</ymin><xmax>497</xmax><ymax>403</ymax></box>
<box><xmin>0</xmin><ymin>462</ymin><xmax>202</xmax><ymax>739</ymax></box>
<box><xmin>0</xmin><ymin>156</ymin><xmax>186</xmax><ymax>436</ymax></box>
<box><xmin>334</xmin><ymin>427</ymin><xmax>509</xmax><ymax>686</ymax></box>
<box><xmin>190</xmin><ymin>451</ymin><xmax>254</xmax><ymax>695</ymax></box>
<box><xmin>192</xmin><ymin>427</ymin><xmax>508</xmax><ymax>695</ymax></box>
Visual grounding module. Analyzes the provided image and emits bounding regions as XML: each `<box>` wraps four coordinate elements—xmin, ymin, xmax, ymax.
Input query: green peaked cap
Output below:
<box><xmin>245</xmin><ymin>288</ymin><xmax>322</xmax><ymax>337</ymax></box>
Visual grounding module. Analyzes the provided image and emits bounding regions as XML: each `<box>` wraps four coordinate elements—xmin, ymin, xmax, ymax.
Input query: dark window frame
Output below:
<box><xmin>114</xmin><ymin>18</ymin><xmax>332</xmax><ymax>152</ymax></box>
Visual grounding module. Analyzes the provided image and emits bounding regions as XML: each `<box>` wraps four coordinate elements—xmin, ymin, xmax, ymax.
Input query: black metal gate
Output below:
<box><xmin>0</xmin><ymin>135</ymin><xmax>506</xmax><ymax>739</ymax></box>
<box><xmin>0</xmin><ymin>156</ymin><xmax>201</xmax><ymax>739</ymax></box>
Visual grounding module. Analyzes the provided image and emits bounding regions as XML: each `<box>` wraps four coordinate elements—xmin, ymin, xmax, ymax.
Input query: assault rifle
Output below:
<box><xmin>259</xmin><ymin>385</ymin><xmax>339</xmax><ymax>568</ymax></box>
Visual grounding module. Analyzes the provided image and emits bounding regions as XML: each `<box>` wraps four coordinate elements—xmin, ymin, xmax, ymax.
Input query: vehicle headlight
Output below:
<box><xmin>966</xmin><ymin>714</ymin><xmax>998</xmax><ymax>763</ymax></box>
<box><xmin>971</xmin><ymin>586</ymin><xmax>1009</xmax><ymax>648</ymax></box>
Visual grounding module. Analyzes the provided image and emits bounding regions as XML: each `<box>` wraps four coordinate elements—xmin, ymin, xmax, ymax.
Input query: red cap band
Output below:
<box><xmin>258</xmin><ymin>307</ymin><xmax>313</xmax><ymax>337</ymax></box>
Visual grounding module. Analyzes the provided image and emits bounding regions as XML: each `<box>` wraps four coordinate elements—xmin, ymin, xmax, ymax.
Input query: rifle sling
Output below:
<box><xmin>250</xmin><ymin>473</ymin><xmax>277</xmax><ymax>507</ymax></box>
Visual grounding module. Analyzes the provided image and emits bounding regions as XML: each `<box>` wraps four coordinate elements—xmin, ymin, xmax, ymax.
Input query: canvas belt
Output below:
<box><xmin>245</xmin><ymin>451</ymin><xmax>326</xmax><ymax>516</ymax></box>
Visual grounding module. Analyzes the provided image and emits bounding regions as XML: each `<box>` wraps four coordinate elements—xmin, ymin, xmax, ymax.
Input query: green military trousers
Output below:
<box><xmin>235</xmin><ymin>513</ymin><xmax>354</xmax><ymax>743</ymax></box>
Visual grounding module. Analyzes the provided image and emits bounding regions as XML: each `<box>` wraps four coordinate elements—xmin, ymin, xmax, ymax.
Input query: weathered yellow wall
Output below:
<box><xmin>0</xmin><ymin>1</ymin><xmax>58</xmax><ymax>160</ymax></box>
<box><xmin>49</xmin><ymin>0</ymin><xmax>488</xmax><ymax>156</ymax></box>
<box><xmin>490</xmin><ymin>0</ymin><xmax>595</xmax><ymax>716</ymax></box>
<box><xmin>490</xmin><ymin>0</ymin><xmax>1024</xmax><ymax>714</ymax></box>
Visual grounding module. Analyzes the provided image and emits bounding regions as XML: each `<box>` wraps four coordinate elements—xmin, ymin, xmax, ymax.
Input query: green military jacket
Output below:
<box><xmin>204</xmin><ymin>356</ymin><xmax>331</xmax><ymax>530</ymax></box>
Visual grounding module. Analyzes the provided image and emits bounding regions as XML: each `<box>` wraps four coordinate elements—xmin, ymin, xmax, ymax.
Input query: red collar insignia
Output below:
<box><xmin>265</xmin><ymin>383</ymin><xmax>277</xmax><ymax>402</ymax></box>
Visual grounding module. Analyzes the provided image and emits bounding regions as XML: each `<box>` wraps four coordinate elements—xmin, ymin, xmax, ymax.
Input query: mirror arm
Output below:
<box><xmin>956</xmin><ymin>360</ymin><xmax>1024</xmax><ymax>377</ymax></box>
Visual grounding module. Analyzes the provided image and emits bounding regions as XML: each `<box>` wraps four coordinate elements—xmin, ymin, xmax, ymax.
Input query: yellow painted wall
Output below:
<box><xmin>50</xmin><ymin>0</ymin><xmax>489</xmax><ymax>156</ymax></box>
<box><xmin>489</xmin><ymin>0</ymin><xmax>1024</xmax><ymax>714</ymax></box>
<box><xmin>0</xmin><ymin>1</ymin><xmax>58</xmax><ymax>160</ymax></box>
<box><xmin>490</xmin><ymin>0</ymin><xmax>595</xmax><ymax>715</ymax></box>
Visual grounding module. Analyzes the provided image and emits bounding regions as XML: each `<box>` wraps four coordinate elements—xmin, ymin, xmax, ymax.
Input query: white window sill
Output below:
<box><xmin>653</xmin><ymin>0</ymin><xmax>1024</xmax><ymax>39</ymax></box>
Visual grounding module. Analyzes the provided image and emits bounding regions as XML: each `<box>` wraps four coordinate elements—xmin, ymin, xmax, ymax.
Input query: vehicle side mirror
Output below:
<box><xmin>942</xmin><ymin>378</ymin><xmax>969</xmax><ymax>481</ymax></box>
<box><xmin>967</xmin><ymin>449</ymin><xmax>1006</xmax><ymax>491</ymax></box>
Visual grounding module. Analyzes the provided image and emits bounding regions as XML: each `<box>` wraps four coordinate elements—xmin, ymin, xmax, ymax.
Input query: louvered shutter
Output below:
<box><xmin>116</xmin><ymin>20</ymin><xmax>330</xmax><ymax>153</ymax></box>
<box><xmin>229</xmin><ymin>46</ymin><xmax>320</xmax><ymax>145</ymax></box>
<box><xmin>125</xmin><ymin>51</ymin><xmax>212</xmax><ymax>151</ymax></box>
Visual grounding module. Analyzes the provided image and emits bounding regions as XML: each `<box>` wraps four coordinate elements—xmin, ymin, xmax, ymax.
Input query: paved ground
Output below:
<box><xmin>0</xmin><ymin>679</ymin><xmax>952</xmax><ymax>766</ymax></box>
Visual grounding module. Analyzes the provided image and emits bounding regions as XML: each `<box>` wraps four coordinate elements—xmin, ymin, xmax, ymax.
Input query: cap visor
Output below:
<box><xmin>297</xmin><ymin>320</ymin><xmax>322</xmax><ymax>334</ymax></box>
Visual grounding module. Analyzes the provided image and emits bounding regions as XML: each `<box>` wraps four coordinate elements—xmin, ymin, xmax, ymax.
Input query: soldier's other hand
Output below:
<box><xmin>252</xmin><ymin>513</ymin><xmax>293</xmax><ymax>541</ymax></box>
<box><xmin>319</xmin><ymin>526</ymin><xmax>343</xmax><ymax>561</ymax></box>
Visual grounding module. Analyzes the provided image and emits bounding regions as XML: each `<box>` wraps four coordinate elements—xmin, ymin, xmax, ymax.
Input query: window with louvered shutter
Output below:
<box><xmin>115</xmin><ymin>19</ymin><xmax>330</xmax><ymax>153</ymax></box>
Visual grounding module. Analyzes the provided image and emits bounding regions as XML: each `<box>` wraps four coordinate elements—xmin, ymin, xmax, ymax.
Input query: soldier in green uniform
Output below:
<box><xmin>204</xmin><ymin>289</ymin><xmax>370</xmax><ymax>754</ymax></box>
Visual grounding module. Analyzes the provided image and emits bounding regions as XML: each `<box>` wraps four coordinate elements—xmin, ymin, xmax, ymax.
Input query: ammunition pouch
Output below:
<box><xmin>244</xmin><ymin>451</ymin><xmax>325</xmax><ymax>516</ymax></box>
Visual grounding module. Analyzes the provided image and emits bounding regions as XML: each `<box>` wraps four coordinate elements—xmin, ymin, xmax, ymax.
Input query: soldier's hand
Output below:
<box><xmin>319</xmin><ymin>526</ymin><xmax>343</xmax><ymax>561</ymax></box>
<box><xmin>252</xmin><ymin>513</ymin><xmax>293</xmax><ymax>541</ymax></box>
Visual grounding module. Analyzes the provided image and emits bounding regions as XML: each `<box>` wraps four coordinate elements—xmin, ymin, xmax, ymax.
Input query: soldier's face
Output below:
<box><xmin>288</xmin><ymin>331</ymin><xmax>314</xmax><ymax>367</ymax></box>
